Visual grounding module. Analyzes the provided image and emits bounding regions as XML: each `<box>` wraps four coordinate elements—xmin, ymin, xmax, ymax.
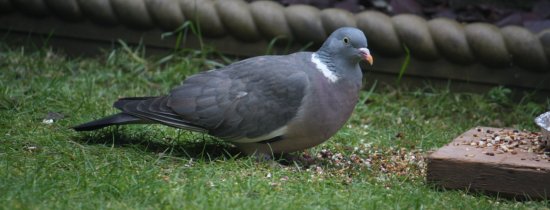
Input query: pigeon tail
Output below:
<box><xmin>72</xmin><ymin>113</ymin><xmax>146</xmax><ymax>131</ymax></box>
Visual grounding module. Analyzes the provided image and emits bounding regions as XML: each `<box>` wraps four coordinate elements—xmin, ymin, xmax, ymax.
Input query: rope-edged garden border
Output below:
<box><xmin>0</xmin><ymin>0</ymin><xmax>549</xmax><ymax>72</ymax></box>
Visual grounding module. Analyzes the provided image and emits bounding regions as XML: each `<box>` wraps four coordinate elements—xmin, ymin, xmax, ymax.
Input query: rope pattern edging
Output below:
<box><xmin>1</xmin><ymin>0</ymin><xmax>549</xmax><ymax>71</ymax></box>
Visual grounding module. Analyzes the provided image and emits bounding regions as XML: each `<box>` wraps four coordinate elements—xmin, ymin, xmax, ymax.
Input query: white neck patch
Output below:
<box><xmin>311</xmin><ymin>53</ymin><xmax>338</xmax><ymax>83</ymax></box>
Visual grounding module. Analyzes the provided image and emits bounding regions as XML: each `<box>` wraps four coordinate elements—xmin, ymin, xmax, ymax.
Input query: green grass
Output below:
<box><xmin>1</xmin><ymin>43</ymin><xmax>549</xmax><ymax>210</ymax></box>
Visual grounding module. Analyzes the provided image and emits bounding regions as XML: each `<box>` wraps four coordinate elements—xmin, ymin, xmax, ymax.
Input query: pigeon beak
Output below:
<box><xmin>359</xmin><ymin>48</ymin><xmax>374</xmax><ymax>65</ymax></box>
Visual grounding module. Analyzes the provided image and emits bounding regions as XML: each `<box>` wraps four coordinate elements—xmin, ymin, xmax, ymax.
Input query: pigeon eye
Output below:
<box><xmin>343</xmin><ymin>37</ymin><xmax>350</xmax><ymax>45</ymax></box>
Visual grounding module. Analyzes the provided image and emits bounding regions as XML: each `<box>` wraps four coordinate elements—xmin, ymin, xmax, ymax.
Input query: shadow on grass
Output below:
<box><xmin>71</xmin><ymin>127</ymin><xmax>318</xmax><ymax>166</ymax></box>
<box><xmin>72</xmin><ymin>126</ymin><xmax>243</xmax><ymax>161</ymax></box>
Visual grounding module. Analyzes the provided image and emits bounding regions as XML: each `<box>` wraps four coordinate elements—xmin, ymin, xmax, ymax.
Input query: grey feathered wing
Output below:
<box><xmin>74</xmin><ymin>54</ymin><xmax>310</xmax><ymax>143</ymax></box>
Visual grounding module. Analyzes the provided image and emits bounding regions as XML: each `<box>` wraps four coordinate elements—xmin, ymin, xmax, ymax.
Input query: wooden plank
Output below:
<box><xmin>427</xmin><ymin>127</ymin><xmax>550</xmax><ymax>199</ymax></box>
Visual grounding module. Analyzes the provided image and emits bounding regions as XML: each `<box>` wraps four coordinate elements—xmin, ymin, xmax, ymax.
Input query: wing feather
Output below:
<box><xmin>167</xmin><ymin>54</ymin><xmax>310</xmax><ymax>141</ymax></box>
<box><xmin>111</xmin><ymin>53</ymin><xmax>311</xmax><ymax>142</ymax></box>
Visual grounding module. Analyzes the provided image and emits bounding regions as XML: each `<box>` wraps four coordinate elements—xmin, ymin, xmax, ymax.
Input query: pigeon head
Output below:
<box><xmin>318</xmin><ymin>27</ymin><xmax>374</xmax><ymax>66</ymax></box>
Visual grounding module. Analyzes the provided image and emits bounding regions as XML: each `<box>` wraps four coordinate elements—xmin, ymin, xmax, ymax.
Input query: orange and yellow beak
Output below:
<box><xmin>359</xmin><ymin>48</ymin><xmax>374</xmax><ymax>65</ymax></box>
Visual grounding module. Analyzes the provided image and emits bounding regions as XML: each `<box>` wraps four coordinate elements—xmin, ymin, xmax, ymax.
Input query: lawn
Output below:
<box><xmin>1</xmin><ymin>43</ymin><xmax>549</xmax><ymax>209</ymax></box>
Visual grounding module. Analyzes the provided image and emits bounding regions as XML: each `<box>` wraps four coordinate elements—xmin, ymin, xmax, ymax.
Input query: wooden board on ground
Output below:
<box><xmin>427</xmin><ymin>127</ymin><xmax>550</xmax><ymax>199</ymax></box>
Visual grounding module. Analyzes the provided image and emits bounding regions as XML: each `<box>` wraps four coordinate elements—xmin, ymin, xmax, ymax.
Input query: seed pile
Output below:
<box><xmin>298</xmin><ymin>144</ymin><xmax>426</xmax><ymax>183</ymax></box>
<box><xmin>464</xmin><ymin>127</ymin><xmax>549</xmax><ymax>161</ymax></box>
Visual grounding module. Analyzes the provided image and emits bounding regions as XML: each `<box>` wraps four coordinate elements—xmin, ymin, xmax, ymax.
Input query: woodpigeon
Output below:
<box><xmin>73</xmin><ymin>27</ymin><xmax>374</xmax><ymax>156</ymax></box>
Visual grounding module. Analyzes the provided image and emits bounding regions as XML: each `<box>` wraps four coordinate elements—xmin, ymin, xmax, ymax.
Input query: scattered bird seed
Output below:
<box><xmin>42</xmin><ymin>112</ymin><xmax>64</xmax><ymax>124</ymax></box>
<box><xmin>470</xmin><ymin>127</ymin><xmax>547</xmax><ymax>159</ymax></box>
<box><xmin>42</xmin><ymin>119</ymin><xmax>54</xmax><ymax>124</ymax></box>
